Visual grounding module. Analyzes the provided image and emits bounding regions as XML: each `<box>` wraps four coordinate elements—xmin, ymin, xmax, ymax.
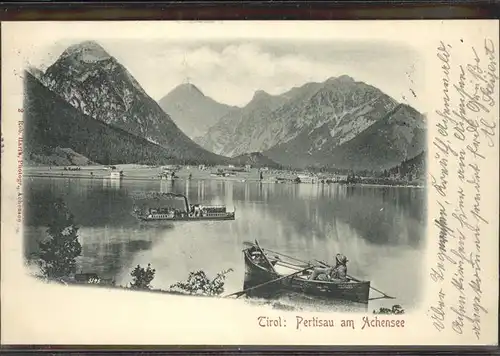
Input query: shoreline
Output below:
<box><xmin>23</xmin><ymin>171</ymin><xmax>425</xmax><ymax>189</ymax></box>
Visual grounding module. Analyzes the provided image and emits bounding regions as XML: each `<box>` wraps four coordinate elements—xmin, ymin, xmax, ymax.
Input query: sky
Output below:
<box><xmin>27</xmin><ymin>38</ymin><xmax>425</xmax><ymax>112</ymax></box>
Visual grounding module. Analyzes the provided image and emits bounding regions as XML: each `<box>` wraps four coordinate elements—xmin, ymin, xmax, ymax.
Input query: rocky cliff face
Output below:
<box><xmin>198</xmin><ymin>76</ymin><xmax>399</xmax><ymax>158</ymax></box>
<box><xmin>41</xmin><ymin>41</ymin><xmax>228</xmax><ymax>164</ymax></box>
<box><xmin>195</xmin><ymin>88</ymin><xmax>290</xmax><ymax>156</ymax></box>
<box><xmin>197</xmin><ymin>75</ymin><xmax>421</xmax><ymax>170</ymax></box>
<box><xmin>23</xmin><ymin>72</ymin><xmax>214</xmax><ymax>166</ymax></box>
<box><xmin>265</xmin><ymin>103</ymin><xmax>426</xmax><ymax>170</ymax></box>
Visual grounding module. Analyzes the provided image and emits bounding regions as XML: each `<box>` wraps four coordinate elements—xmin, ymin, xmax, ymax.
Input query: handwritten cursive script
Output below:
<box><xmin>429</xmin><ymin>38</ymin><xmax>497</xmax><ymax>341</ymax></box>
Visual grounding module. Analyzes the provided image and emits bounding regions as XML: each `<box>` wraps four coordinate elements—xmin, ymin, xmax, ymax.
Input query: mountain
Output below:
<box><xmin>195</xmin><ymin>89</ymin><xmax>290</xmax><ymax>155</ymax></box>
<box><xmin>231</xmin><ymin>152</ymin><xmax>281</xmax><ymax>169</ymax></box>
<box><xmin>325</xmin><ymin>104</ymin><xmax>426</xmax><ymax>171</ymax></box>
<box><xmin>23</xmin><ymin>72</ymin><xmax>216</xmax><ymax>166</ymax></box>
<box><xmin>40</xmin><ymin>40</ymin><xmax>228</xmax><ymax>165</ymax></box>
<box><xmin>198</xmin><ymin>76</ymin><xmax>399</xmax><ymax>158</ymax></box>
<box><xmin>158</xmin><ymin>83</ymin><xmax>237</xmax><ymax>139</ymax></box>
<box><xmin>266</xmin><ymin>103</ymin><xmax>426</xmax><ymax>170</ymax></box>
<box><xmin>198</xmin><ymin>75</ymin><xmax>426</xmax><ymax>170</ymax></box>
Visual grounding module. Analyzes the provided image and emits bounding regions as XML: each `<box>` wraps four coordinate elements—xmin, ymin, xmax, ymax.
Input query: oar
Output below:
<box><xmin>274</xmin><ymin>259</ymin><xmax>310</xmax><ymax>270</ymax></box>
<box><xmin>224</xmin><ymin>266</ymin><xmax>314</xmax><ymax>298</ymax></box>
<box><xmin>315</xmin><ymin>259</ymin><xmax>395</xmax><ymax>300</ymax></box>
<box><xmin>369</xmin><ymin>296</ymin><xmax>392</xmax><ymax>301</ymax></box>
<box><xmin>314</xmin><ymin>259</ymin><xmax>330</xmax><ymax>267</ymax></box>
<box><xmin>347</xmin><ymin>274</ymin><xmax>395</xmax><ymax>299</ymax></box>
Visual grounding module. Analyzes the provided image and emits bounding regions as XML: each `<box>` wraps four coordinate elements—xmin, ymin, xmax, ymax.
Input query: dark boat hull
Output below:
<box><xmin>243</xmin><ymin>250</ymin><xmax>370</xmax><ymax>304</ymax></box>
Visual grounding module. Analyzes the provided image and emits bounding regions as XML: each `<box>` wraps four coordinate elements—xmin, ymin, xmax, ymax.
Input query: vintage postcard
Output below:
<box><xmin>1</xmin><ymin>20</ymin><xmax>498</xmax><ymax>346</ymax></box>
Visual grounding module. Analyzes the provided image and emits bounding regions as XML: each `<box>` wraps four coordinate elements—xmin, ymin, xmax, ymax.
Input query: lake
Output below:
<box><xmin>23</xmin><ymin>176</ymin><xmax>426</xmax><ymax>312</ymax></box>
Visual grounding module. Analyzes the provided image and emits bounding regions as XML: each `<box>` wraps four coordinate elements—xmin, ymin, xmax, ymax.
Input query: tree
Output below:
<box><xmin>170</xmin><ymin>268</ymin><xmax>233</xmax><ymax>296</ymax></box>
<box><xmin>38</xmin><ymin>199</ymin><xmax>82</xmax><ymax>279</ymax></box>
<box><xmin>130</xmin><ymin>263</ymin><xmax>156</xmax><ymax>289</ymax></box>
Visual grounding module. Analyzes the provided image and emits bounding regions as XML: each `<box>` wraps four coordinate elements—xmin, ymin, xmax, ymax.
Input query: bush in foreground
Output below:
<box><xmin>129</xmin><ymin>263</ymin><xmax>156</xmax><ymax>289</ymax></box>
<box><xmin>170</xmin><ymin>268</ymin><xmax>233</xmax><ymax>296</ymax></box>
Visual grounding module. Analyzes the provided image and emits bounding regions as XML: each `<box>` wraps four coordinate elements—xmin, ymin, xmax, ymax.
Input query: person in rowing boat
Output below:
<box><xmin>308</xmin><ymin>253</ymin><xmax>349</xmax><ymax>281</ymax></box>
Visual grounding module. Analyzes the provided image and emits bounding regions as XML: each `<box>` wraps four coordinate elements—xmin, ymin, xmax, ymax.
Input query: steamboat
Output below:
<box><xmin>132</xmin><ymin>192</ymin><xmax>235</xmax><ymax>222</ymax></box>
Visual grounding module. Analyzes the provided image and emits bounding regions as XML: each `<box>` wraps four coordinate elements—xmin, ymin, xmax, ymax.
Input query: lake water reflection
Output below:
<box><xmin>24</xmin><ymin>177</ymin><xmax>426</xmax><ymax>311</ymax></box>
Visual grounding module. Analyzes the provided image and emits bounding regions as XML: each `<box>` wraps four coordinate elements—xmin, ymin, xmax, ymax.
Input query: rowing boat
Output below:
<box><xmin>242</xmin><ymin>243</ymin><xmax>371</xmax><ymax>304</ymax></box>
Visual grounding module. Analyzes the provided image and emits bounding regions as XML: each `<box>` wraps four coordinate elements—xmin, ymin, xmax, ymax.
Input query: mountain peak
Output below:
<box><xmin>61</xmin><ymin>41</ymin><xmax>111</xmax><ymax>62</ymax></box>
<box><xmin>325</xmin><ymin>75</ymin><xmax>356</xmax><ymax>84</ymax></box>
<box><xmin>173</xmin><ymin>83</ymin><xmax>204</xmax><ymax>97</ymax></box>
<box><xmin>253</xmin><ymin>89</ymin><xmax>270</xmax><ymax>97</ymax></box>
<box><xmin>158</xmin><ymin>83</ymin><xmax>236</xmax><ymax>139</ymax></box>
<box><xmin>251</xmin><ymin>90</ymin><xmax>273</xmax><ymax>102</ymax></box>
<box><xmin>245</xmin><ymin>90</ymin><xmax>278</xmax><ymax>109</ymax></box>
<box><xmin>337</xmin><ymin>75</ymin><xmax>355</xmax><ymax>82</ymax></box>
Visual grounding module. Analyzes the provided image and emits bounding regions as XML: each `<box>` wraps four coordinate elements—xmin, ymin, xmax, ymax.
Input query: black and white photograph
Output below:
<box><xmin>21</xmin><ymin>34</ymin><xmax>427</xmax><ymax>313</ymax></box>
<box><xmin>1</xmin><ymin>20</ymin><xmax>498</xmax><ymax>346</ymax></box>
